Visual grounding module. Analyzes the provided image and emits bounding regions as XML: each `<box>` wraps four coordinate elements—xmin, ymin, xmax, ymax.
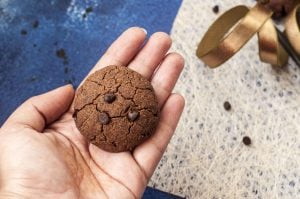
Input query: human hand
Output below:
<box><xmin>0</xmin><ymin>27</ymin><xmax>184</xmax><ymax>199</ymax></box>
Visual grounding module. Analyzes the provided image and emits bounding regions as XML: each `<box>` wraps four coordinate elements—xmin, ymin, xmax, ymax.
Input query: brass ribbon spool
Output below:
<box><xmin>285</xmin><ymin>3</ymin><xmax>300</xmax><ymax>54</ymax></box>
<box><xmin>196</xmin><ymin>3</ymin><xmax>300</xmax><ymax>68</ymax></box>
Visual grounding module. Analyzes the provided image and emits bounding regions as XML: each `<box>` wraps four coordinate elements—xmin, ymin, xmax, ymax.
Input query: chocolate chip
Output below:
<box><xmin>85</xmin><ymin>6</ymin><xmax>93</xmax><ymax>13</ymax></box>
<box><xmin>56</xmin><ymin>48</ymin><xmax>67</xmax><ymax>59</ymax></box>
<box><xmin>82</xmin><ymin>6</ymin><xmax>93</xmax><ymax>18</ymax></box>
<box><xmin>242</xmin><ymin>136</ymin><xmax>252</xmax><ymax>146</ymax></box>
<box><xmin>99</xmin><ymin>112</ymin><xmax>110</xmax><ymax>124</ymax></box>
<box><xmin>128</xmin><ymin>111</ymin><xmax>139</xmax><ymax>122</ymax></box>
<box><xmin>104</xmin><ymin>93</ymin><xmax>116</xmax><ymax>103</ymax></box>
<box><xmin>20</xmin><ymin>29</ymin><xmax>27</xmax><ymax>35</ymax></box>
<box><xmin>213</xmin><ymin>5</ymin><xmax>219</xmax><ymax>14</ymax></box>
<box><xmin>223</xmin><ymin>101</ymin><xmax>231</xmax><ymax>111</ymax></box>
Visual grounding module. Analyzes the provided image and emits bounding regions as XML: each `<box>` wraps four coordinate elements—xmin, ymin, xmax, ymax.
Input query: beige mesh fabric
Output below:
<box><xmin>149</xmin><ymin>0</ymin><xmax>300</xmax><ymax>198</ymax></box>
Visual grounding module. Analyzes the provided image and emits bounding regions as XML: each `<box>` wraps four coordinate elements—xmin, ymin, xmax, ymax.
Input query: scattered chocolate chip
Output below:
<box><xmin>99</xmin><ymin>112</ymin><xmax>110</xmax><ymax>125</ymax></box>
<box><xmin>32</xmin><ymin>20</ymin><xmax>39</xmax><ymax>28</ymax></box>
<box><xmin>85</xmin><ymin>6</ymin><xmax>93</xmax><ymax>13</ymax></box>
<box><xmin>242</xmin><ymin>136</ymin><xmax>252</xmax><ymax>146</ymax></box>
<box><xmin>82</xmin><ymin>6</ymin><xmax>93</xmax><ymax>18</ymax></box>
<box><xmin>56</xmin><ymin>48</ymin><xmax>66</xmax><ymax>59</ymax></box>
<box><xmin>56</xmin><ymin>48</ymin><xmax>68</xmax><ymax>64</ymax></box>
<box><xmin>128</xmin><ymin>111</ymin><xmax>139</xmax><ymax>122</ymax></box>
<box><xmin>104</xmin><ymin>93</ymin><xmax>116</xmax><ymax>103</ymax></box>
<box><xmin>213</xmin><ymin>5</ymin><xmax>219</xmax><ymax>14</ymax></box>
<box><xmin>20</xmin><ymin>29</ymin><xmax>27</xmax><ymax>35</ymax></box>
<box><xmin>223</xmin><ymin>101</ymin><xmax>231</xmax><ymax>111</ymax></box>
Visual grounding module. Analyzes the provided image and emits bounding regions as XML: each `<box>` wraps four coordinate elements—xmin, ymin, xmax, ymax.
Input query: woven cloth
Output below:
<box><xmin>149</xmin><ymin>0</ymin><xmax>300</xmax><ymax>198</ymax></box>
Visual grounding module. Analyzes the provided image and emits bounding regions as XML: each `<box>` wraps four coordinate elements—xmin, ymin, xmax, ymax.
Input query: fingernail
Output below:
<box><xmin>65</xmin><ymin>84</ymin><xmax>74</xmax><ymax>90</ymax></box>
<box><xmin>140</xmin><ymin>28</ymin><xmax>147</xmax><ymax>35</ymax></box>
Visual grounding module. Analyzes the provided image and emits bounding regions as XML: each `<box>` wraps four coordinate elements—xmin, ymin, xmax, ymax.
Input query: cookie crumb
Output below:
<box><xmin>223</xmin><ymin>101</ymin><xmax>231</xmax><ymax>111</ymax></box>
<box><xmin>56</xmin><ymin>49</ymin><xmax>66</xmax><ymax>59</ymax></box>
<box><xmin>242</xmin><ymin>136</ymin><xmax>252</xmax><ymax>146</ymax></box>
<box><xmin>213</xmin><ymin>5</ymin><xmax>219</xmax><ymax>14</ymax></box>
<box><xmin>56</xmin><ymin>48</ymin><xmax>68</xmax><ymax>64</ymax></box>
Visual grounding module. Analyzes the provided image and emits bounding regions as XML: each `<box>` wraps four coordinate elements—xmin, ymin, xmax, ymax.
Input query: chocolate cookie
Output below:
<box><xmin>73</xmin><ymin>65</ymin><xmax>159</xmax><ymax>152</ymax></box>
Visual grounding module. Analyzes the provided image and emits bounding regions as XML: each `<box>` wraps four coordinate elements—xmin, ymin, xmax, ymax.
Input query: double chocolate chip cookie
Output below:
<box><xmin>73</xmin><ymin>65</ymin><xmax>159</xmax><ymax>152</ymax></box>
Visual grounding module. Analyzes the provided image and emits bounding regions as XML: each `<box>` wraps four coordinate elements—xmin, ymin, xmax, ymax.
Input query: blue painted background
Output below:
<box><xmin>0</xmin><ymin>0</ymin><xmax>182</xmax><ymax>198</ymax></box>
<box><xmin>0</xmin><ymin>0</ymin><xmax>181</xmax><ymax>124</ymax></box>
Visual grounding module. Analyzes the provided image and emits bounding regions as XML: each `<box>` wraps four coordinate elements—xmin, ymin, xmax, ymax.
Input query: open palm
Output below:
<box><xmin>0</xmin><ymin>27</ymin><xmax>184</xmax><ymax>199</ymax></box>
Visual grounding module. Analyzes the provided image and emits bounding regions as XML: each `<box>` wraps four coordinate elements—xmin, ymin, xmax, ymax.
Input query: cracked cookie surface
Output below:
<box><xmin>73</xmin><ymin>65</ymin><xmax>159</xmax><ymax>152</ymax></box>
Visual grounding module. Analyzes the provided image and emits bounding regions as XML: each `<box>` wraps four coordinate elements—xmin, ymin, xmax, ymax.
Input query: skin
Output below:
<box><xmin>0</xmin><ymin>27</ymin><xmax>185</xmax><ymax>199</ymax></box>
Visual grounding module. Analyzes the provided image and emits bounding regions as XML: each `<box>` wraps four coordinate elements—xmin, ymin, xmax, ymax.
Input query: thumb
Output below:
<box><xmin>2</xmin><ymin>85</ymin><xmax>75</xmax><ymax>132</ymax></box>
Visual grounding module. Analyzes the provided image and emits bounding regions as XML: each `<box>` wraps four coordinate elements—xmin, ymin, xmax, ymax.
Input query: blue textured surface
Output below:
<box><xmin>143</xmin><ymin>187</ymin><xmax>185</xmax><ymax>199</ymax></box>
<box><xmin>0</xmin><ymin>0</ymin><xmax>181</xmax><ymax>198</ymax></box>
<box><xmin>0</xmin><ymin>0</ymin><xmax>181</xmax><ymax>124</ymax></box>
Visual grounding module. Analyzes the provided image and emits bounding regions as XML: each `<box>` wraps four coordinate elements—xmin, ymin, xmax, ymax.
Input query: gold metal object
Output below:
<box><xmin>196</xmin><ymin>3</ymin><xmax>298</xmax><ymax>68</ymax></box>
<box><xmin>285</xmin><ymin>4</ymin><xmax>300</xmax><ymax>54</ymax></box>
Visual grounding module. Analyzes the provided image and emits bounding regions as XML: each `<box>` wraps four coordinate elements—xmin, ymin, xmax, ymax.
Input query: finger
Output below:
<box><xmin>2</xmin><ymin>85</ymin><xmax>75</xmax><ymax>132</ymax></box>
<box><xmin>89</xmin><ymin>27</ymin><xmax>147</xmax><ymax>75</ymax></box>
<box><xmin>151</xmin><ymin>52</ymin><xmax>184</xmax><ymax>108</ymax></box>
<box><xmin>133</xmin><ymin>94</ymin><xmax>185</xmax><ymax>179</ymax></box>
<box><xmin>128</xmin><ymin>32</ymin><xmax>171</xmax><ymax>79</ymax></box>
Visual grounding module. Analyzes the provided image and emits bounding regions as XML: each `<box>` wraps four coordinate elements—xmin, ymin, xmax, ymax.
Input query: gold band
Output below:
<box><xmin>285</xmin><ymin>4</ymin><xmax>300</xmax><ymax>54</ymax></box>
<box><xmin>196</xmin><ymin>3</ymin><xmax>288</xmax><ymax>68</ymax></box>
